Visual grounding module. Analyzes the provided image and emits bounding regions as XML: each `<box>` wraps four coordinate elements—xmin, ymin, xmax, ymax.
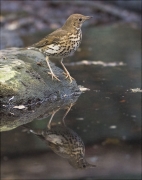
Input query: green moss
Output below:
<box><xmin>0</xmin><ymin>65</ymin><xmax>18</xmax><ymax>82</ymax></box>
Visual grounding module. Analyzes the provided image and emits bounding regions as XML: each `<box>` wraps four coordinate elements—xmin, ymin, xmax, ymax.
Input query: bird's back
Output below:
<box><xmin>28</xmin><ymin>27</ymin><xmax>82</xmax><ymax>58</ymax></box>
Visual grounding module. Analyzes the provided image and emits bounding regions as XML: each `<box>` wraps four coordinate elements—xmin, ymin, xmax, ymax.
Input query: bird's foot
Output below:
<box><xmin>48</xmin><ymin>72</ymin><xmax>60</xmax><ymax>81</ymax></box>
<box><xmin>63</xmin><ymin>72</ymin><xmax>74</xmax><ymax>83</ymax></box>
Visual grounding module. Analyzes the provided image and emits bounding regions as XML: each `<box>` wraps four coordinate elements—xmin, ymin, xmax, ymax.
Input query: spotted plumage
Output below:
<box><xmin>28</xmin><ymin>125</ymin><xmax>96</xmax><ymax>169</ymax></box>
<box><xmin>28</xmin><ymin>14</ymin><xmax>92</xmax><ymax>83</ymax></box>
<box><xmin>23</xmin><ymin>105</ymin><xmax>96</xmax><ymax>169</ymax></box>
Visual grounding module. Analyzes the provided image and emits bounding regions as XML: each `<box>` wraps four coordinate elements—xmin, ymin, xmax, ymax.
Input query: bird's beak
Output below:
<box><xmin>85</xmin><ymin>16</ymin><xmax>93</xmax><ymax>20</ymax></box>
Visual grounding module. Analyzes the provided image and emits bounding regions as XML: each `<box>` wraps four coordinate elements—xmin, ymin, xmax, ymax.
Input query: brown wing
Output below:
<box><xmin>31</xmin><ymin>28</ymin><xmax>68</xmax><ymax>48</ymax></box>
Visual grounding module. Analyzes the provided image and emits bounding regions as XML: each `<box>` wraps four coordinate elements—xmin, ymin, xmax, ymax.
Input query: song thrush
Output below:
<box><xmin>23</xmin><ymin>105</ymin><xmax>96</xmax><ymax>169</ymax></box>
<box><xmin>27</xmin><ymin>14</ymin><xmax>92</xmax><ymax>83</ymax></box>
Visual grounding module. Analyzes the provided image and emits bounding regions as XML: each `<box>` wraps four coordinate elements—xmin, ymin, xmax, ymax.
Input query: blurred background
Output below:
<box><xmin>1</xmin><ymin>0</ymin><xmax>141</xmax><ymax>49</ymax></box>
<box><xmin>1</xmin><ymin>1</ymin><xmax>141</xmax><ymax>180</ymax></box>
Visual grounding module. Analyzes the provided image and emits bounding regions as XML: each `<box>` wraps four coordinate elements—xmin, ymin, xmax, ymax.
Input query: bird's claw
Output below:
<box><xmin>48</xmin><ymin>72</ymin><xmax>60</xmax><ymax>81</ymax></box>
<box><xmin>63</xmin><ymin>72</ymin><xmax>74</xmax><ymax>83</ymax></box>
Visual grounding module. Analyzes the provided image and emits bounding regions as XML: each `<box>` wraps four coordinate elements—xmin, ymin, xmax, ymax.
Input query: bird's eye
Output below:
<box><xmin>79</xmin><ymin>18</ymin><xmax>82</xmax><ymax>21</ymax></box>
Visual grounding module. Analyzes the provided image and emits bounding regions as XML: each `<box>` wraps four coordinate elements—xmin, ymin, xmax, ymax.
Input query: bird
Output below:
<box><xmin>23</xmin><ymin>105</ymin><xmax>96</xmax><ymax>169</ymax></box>
<box><xmin>27</xmin><ymin>14</ymin><xmax>92</xmax><ymax>83</ymax></box>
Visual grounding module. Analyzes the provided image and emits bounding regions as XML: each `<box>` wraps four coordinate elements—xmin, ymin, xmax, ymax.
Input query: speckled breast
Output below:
<box><xmin>45</xmin><ymin>30</ymin><xmax>82</xmax><ymax>58</ymax></box>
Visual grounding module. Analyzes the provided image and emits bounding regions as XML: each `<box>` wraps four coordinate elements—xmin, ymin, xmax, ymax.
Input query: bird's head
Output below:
<box><xmin>68</xmin><ymin>156</ymin><xmax>96</xmax><ymax>169</ymax></box>
<box><xmin>62</xmin><ymin>14</ymin><xmax>92</xmax><ymax>30</ymax></box>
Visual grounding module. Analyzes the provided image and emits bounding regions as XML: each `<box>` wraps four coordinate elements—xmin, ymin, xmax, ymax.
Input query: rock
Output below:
<box><xmin>0</xmin><ymin>47</ymin><xmax>81</xmax><ymax>106</ymax></box>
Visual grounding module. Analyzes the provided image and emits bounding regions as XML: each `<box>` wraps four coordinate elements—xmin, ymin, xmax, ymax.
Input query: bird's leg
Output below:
<box><xmin>46</xmin><ymin>56</ymin><xmax>60</xmax><ymax>81</ymax></box>
<box><xmin>60</xmin><ymin>58</ymin><xmax>74</xmax><ymax>83</ymax></box>
<box><xmin>61</xmin><ymin>103</ymin><xmax>74</xmax><ymax>126</ymax></box>
<box><xmin>47</xmin><ymin>108</ymin><xmax>60</xmax><ymax>129</ymax></box>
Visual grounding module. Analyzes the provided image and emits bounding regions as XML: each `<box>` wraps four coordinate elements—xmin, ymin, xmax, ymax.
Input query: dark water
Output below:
<box><xmin>1</xmin><ymin>24</ymin><xmax>141</xmax><ymax>179</ymax></box>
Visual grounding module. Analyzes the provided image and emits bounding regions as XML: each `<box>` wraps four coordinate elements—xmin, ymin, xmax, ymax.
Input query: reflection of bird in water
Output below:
<box><xmin>25</xmin><ymin>105</ymin><xmax>96</xmax><ymax>169</ymax></box>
